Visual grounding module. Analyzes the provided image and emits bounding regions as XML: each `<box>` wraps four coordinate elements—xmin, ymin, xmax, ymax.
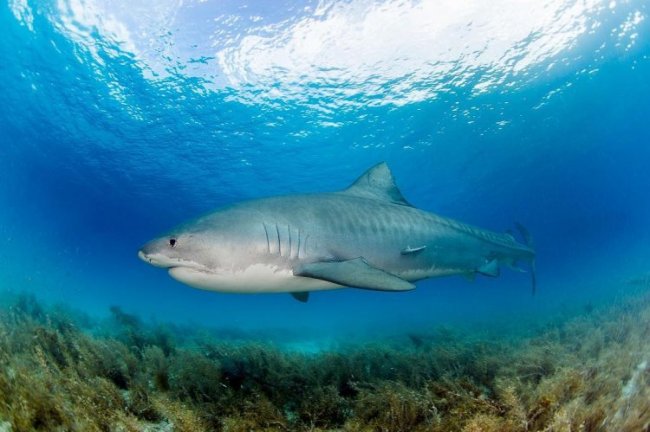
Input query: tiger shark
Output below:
<box><xmin>138</xmin><ymin>163</ymin><xmax>535</xmax><ymax>302</ymax></box>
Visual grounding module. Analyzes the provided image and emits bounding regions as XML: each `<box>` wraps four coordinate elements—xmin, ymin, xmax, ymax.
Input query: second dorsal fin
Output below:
<box><xmin>341</xmin><ymin>162</ymin><xmax>411</xmax><ymax>206</ymax></box>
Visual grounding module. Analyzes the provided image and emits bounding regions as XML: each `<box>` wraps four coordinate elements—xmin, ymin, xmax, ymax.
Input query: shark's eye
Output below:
<box><xmin>169</xmin><ymin>238</ymin><xmax>177</xmax><ymax>247</ymax></box>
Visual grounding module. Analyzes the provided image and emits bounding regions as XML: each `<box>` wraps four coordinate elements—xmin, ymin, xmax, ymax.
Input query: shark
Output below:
<box><xmin>138</xmin><ymin>163</ymin><xmax>536</xmax><ymax>302</ymax></box>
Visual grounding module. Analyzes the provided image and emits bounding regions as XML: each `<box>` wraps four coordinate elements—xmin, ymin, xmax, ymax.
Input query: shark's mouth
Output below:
<box><xmin>138</xmin><ymin>250</ymin><xmax>170</xmax><ymax>268</ymax></box>
<box><xmin>138</xmin><ymin>250</ymin><xmax>210</xmax><ymax>273</ymax></box>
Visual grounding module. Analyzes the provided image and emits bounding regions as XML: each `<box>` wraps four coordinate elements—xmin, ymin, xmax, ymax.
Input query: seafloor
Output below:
<box><xmin>0</xmin><ymin>288</ymin><xmax>648</xmax><ymax>432</ymax></box>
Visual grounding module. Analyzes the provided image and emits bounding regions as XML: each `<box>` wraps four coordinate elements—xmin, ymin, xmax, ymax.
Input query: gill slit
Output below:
<box><xmin>297</xmin><ymin>230</ymin><xmax>301</xmax><ymax>260</ymax></box>
<box><xmin>288</xmin><ymin>225</ymin><xmax>292</xmax><ymax>259</ymax></box>
<box><xmin>263</xmin><ymin>223</ymin><xmax>270</xmax><ymax>254</ymax></box>
<box><xmin>275</xmin><ymin>224</ymin><xmax>281</xmax><ymax>256</ymax></box>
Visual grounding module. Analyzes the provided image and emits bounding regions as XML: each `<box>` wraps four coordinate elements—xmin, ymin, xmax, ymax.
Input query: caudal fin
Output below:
<box><xmin>514</xmin><ymin>222</ymin><xmax>537</xmax><ymax>295</ymax></box>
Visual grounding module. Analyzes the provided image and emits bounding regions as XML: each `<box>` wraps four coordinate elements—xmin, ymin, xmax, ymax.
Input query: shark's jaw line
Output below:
<box><xmin>138</xmin><ymin>251</ymin><xmax>208</xmax><ymax>272</ymax></box>
<box><xmin>168</xmin><ymin>263</ymin><xmax>342</xmax><ymax>294</ymax></box>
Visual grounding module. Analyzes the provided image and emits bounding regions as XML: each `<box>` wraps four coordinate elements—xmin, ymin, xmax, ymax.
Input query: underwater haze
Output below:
<box><xmin>3</xmin><ymin>1</ymin><xmax>650</xmax><ymax>431</ymax></box>
<box><xmin>2</xmin><ymin>0</ymin><xmax>650</xmax><ymax>341</ymax></box>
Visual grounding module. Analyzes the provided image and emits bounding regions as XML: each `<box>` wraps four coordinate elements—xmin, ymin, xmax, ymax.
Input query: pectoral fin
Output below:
<box><xmin>290</xmin><ymin>292</ymin><xmax>310</xmax><ymax>303</ymax></box>
<box><xmin>295</xmin><ymin>258</ymin><xmax>415</xmax><ymax>292</ymax></box>
<box><xmin>477</xmin><ymin>259</ymin><xmax>500</xmax><ymax>277</ymax></box>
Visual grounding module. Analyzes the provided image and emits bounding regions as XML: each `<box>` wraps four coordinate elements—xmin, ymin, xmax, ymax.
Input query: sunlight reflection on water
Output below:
<box><xmin>10</xmin><ymin>0</ymin><xmax>645</xmax><ymax>112</ymax></box>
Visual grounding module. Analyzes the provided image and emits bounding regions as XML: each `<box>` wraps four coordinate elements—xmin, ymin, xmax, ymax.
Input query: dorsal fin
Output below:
<box><xmin>342</xmin><ymin>163</ymin><xmax>411</xmax><ymax>206</ymax></box>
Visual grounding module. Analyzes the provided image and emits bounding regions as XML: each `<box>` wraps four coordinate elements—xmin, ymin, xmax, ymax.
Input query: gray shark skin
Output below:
<box><xmin>139</xmin><ymin>163</ymin><xmax>536</xmax><ymax>301</ymax></box>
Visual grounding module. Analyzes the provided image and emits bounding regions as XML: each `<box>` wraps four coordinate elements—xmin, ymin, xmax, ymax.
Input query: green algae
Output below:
<box><xmin>0</xmin><ymin>292</ymin><xmax>649</xmax><ymax>431</ymax></box>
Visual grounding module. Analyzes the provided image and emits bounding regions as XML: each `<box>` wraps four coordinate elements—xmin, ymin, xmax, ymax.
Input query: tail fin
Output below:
<box><xmin>514</xmin><ymin>222</ymin><xmax>537</xmax><ymax>295</ymax></box>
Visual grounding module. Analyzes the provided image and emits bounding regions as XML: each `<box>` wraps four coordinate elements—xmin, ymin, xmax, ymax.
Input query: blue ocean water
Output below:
<box><xmin>1</xmin><ymin>0</ymin><xmax>649</xmax><ymax>345</ymax></box>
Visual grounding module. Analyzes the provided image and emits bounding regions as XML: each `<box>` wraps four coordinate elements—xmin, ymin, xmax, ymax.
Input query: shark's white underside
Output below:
<box><xmin>167</xmin><ymin>262</ymin><xmax>461</xmax><ymax>293</ymax></box>
<box><xmin>168</xmin><ymin>263</ymin><xmax>343</xmax><ymax>293</ymax></box>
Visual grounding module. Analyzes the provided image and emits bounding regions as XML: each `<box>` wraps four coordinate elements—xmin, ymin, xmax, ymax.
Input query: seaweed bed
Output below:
<box><xmin>0</xmin><ymin>290</ymin><xmax>649</xmax><ymax>432</ymax></box>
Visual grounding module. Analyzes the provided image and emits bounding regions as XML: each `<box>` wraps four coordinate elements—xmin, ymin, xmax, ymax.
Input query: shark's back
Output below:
<box><xmin>229</xmin><ymin>184</ymin><xmax>532</xmax><ymax>279</ymax></box>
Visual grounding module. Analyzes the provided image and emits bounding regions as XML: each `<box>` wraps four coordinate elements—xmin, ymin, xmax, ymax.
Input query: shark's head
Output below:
<box><xmin>139</xmin><ymin>225</ymin><xmax>235</xmax><ymax>291</ymax></box>
<box><xmin>137</xmin><ymin>211</ymin><xmax>286</xmax><ymax>293</ymax></box>
<box><xmin>138</xmin><ymin>230</ymin><xmax>214</xmax><ymax>272</ymax></box>
<box><xmin>138</xmin><ymin>206</ymin><xmax>262</xmax><ymax>272</ymax></box>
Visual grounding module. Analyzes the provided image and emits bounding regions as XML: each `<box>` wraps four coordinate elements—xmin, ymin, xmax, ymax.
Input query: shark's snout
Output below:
<box><xmin>138</xmin><ymin>243</ymin><xmax>174</xmax><ymax>268</ymax></box>
<box><xmin>138</xmin><ymin>249</ymin><xmax>151</xmax><ymax>264</ymax></box>
<box><xmin>138</xmin><ymin>248</ymin><xmax>161</xmax><ymax>267</ymax></box>
<box><xmin>138</xmin><ymin>239</ymin><xmax>211</xmax><ymax>272</ymax></box>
